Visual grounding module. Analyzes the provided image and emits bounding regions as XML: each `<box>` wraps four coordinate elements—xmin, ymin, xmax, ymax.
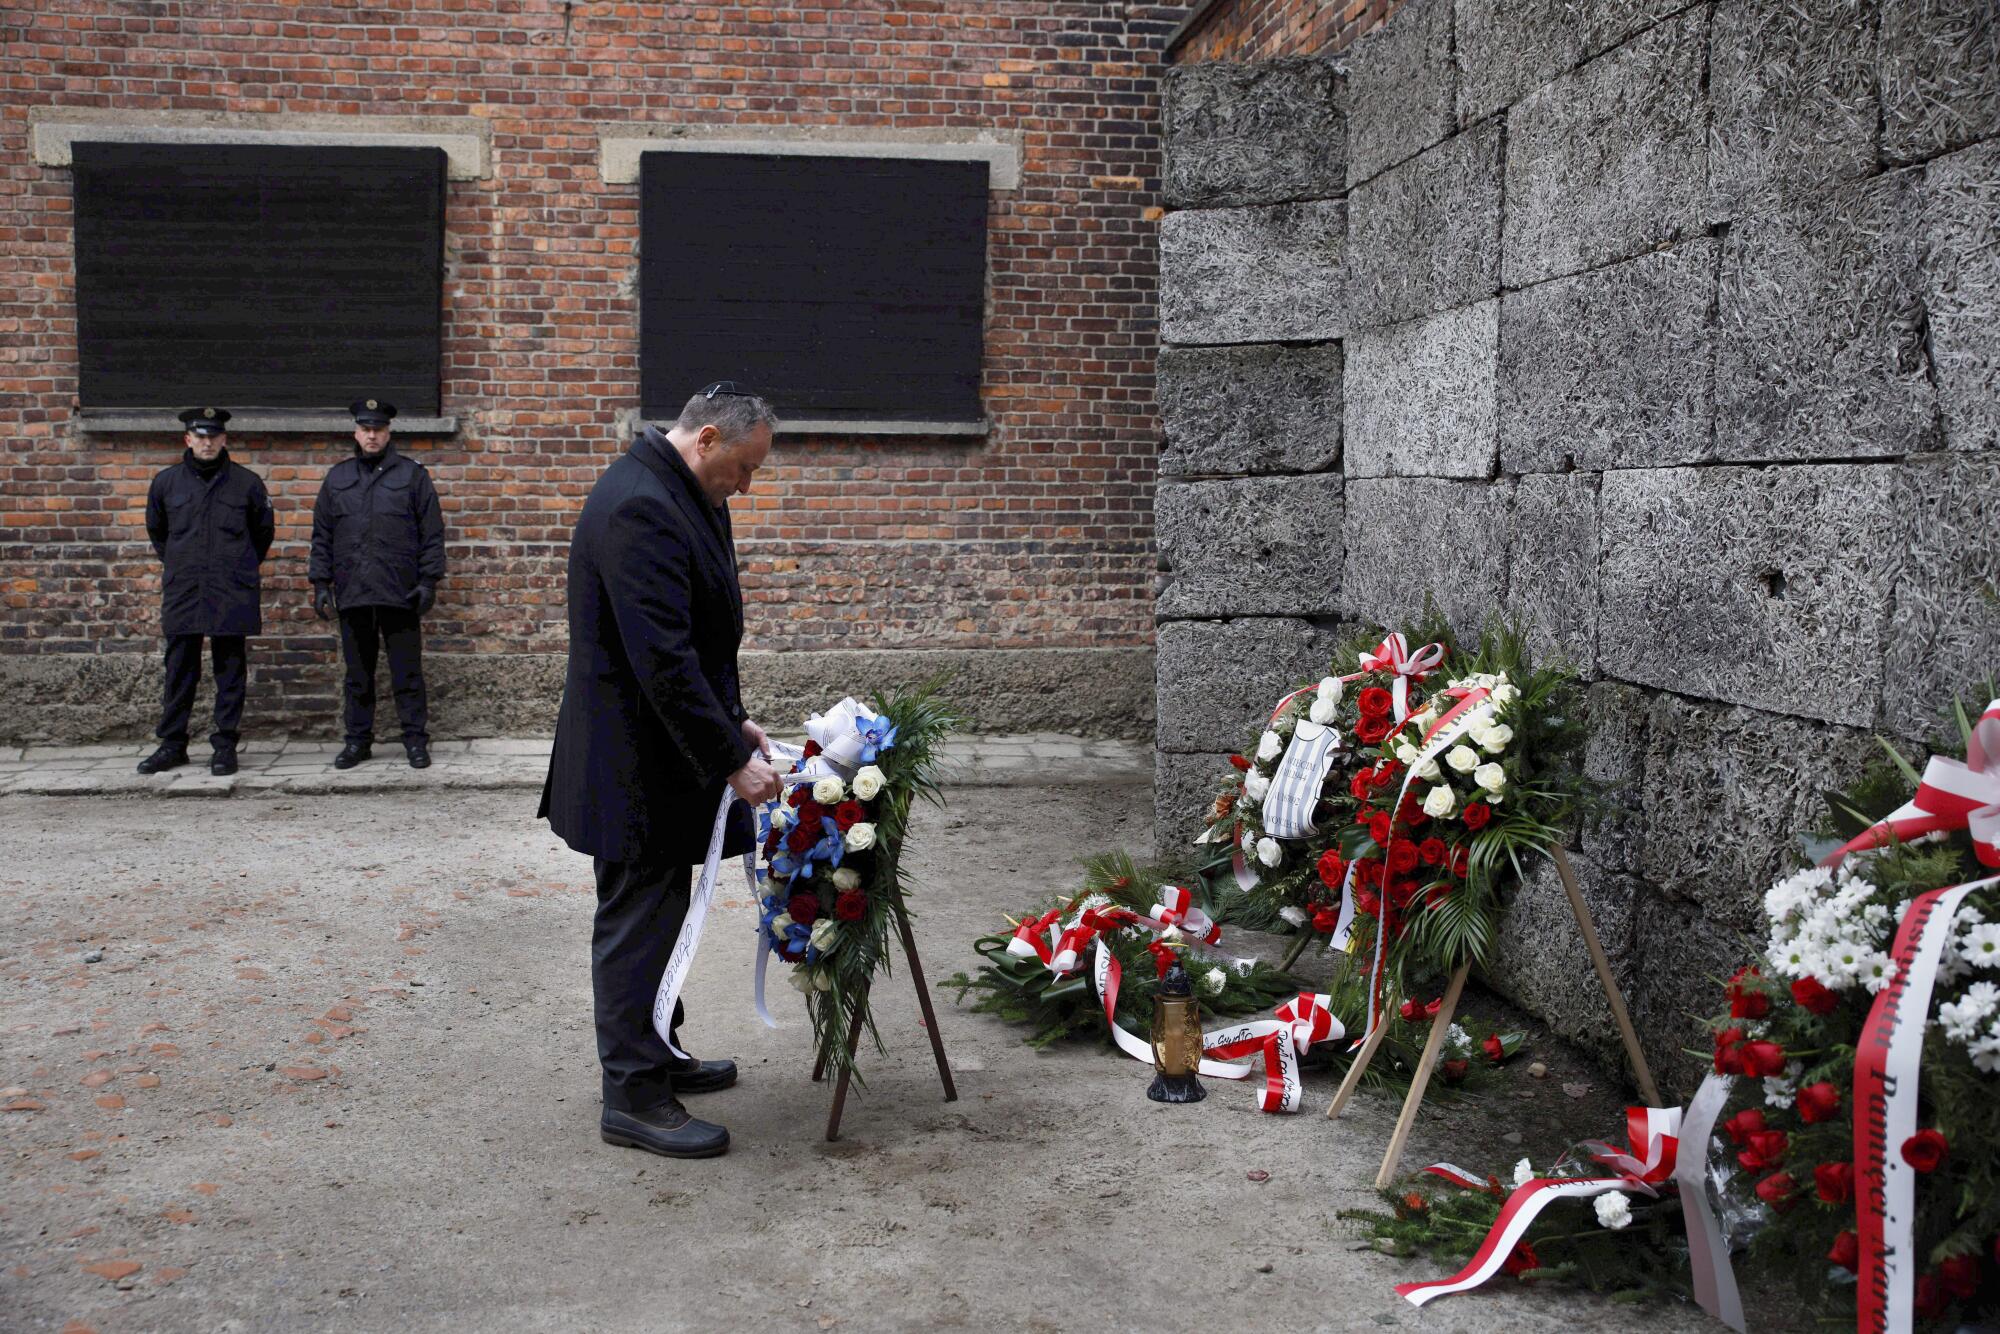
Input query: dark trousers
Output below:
<box><xmin>338</xmin><ymin>606</ymin><xmax>428</xmax><ymax>745</ymax></box>
<box><xmin>591</xmin><ymin>856</ymin><xmax>695</xmax><ymax>1112</ymax></box>
<box><xmin>156</xmin><ymin>634</ymin><xmax>247</xmax><ymax>751</ymax></box>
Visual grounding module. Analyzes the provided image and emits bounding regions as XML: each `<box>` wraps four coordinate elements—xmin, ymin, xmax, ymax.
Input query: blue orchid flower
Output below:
<box><xmin>811</xmin><ymin>827</ymin><xmax>846</xmax><ymax>870</ymax></box>
<box><xmin>770</xmin><ymin>851</ymin><xmax>800</xmax><ymax>880</ymax></box>
<box><xmin>855</xmin><ymin>714</ymin><xmax>898</xmax><ymax>763</ymax></box>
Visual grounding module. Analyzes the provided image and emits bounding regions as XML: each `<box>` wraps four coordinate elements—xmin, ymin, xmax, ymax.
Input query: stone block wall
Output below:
<box><xmin>1156</xmin><ymin>0</ymin><xmax>2000</xmax><ymax>1093</ymax></box>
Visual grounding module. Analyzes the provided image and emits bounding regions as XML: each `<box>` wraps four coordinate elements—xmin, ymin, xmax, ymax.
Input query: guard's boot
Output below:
<box><xmin>405</xmin><ymin>741</ymin><xmax>431</xmax><ymax>770</ymax></box>
<box><xmin>136</xmin><ymin>744</ymin><xmax>188</xmax><ymax>775</ymax></box>
<box><xmin>333</xmin><ymin>741</ymin><xmax>372</xmax><ymax>770</ymax></box>
<box><xmin>599</xmin><ymin>1100</ymin><xmax>729</xmax><ymax>1159</ymax></box>
<box><xmin>209</xmin><ymin>744</ymin><xmax>238</xmax><ymax>776</ymax></box>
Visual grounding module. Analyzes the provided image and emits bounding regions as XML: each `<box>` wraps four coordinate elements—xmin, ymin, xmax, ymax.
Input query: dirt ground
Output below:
<box><xmin>1</xmin><ymin>782</ymin><xmax>1721</xmax><ymax>1333</ymax></box>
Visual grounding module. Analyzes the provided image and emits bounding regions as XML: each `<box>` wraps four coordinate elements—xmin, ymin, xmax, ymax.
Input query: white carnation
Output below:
<box><xmin>1513</xmin><ymin>1158</ymin><xmax>1534</xmax><ymax>1188</ymax></box>
<box><xmin>1243</xmin><ymin>769</ymin><xmax>1270</xmax><ymax>804</ymax></box>
<box><xmin>1202</xmin><ymin>967</ymin><xmax>1227</xmax><ymax>996</ymax></box>
<box><xmin>1446</xmin><ymin>745</ymin><xmax>1479</xmax><ymax>773</ymax></box>
<box><xmin>1256</xmin><ymin>837</ymin><xmax>1283</xmax><ymax>868</ymax></box>
<box><xmin>1278</xmin><ymin>905</ymin><xmax>1308</xmax><ymax>927</ymax></box>
<box><xmin>1316</xmin><ymin>676</ymin><xmax>1343</xmax><ymax>708</ymax></box>
<box><xmin>1422</xmin><ymin>786</ymin><xmax>1456</xmax><ymax>819</ymax></box>
<box><xmin>1472</xmin><ymin>763</ymin><xmax>1507</xmax><ymax>794</ymax></box>
<box><xmin>843</xmin><ymin>822</ymin><xmax>876</xmax><ymax>852</ymax></box>
<box><xmin>851</xmin><ymin>765</ymin><xmax>885</xmax><ymax>800</ymax></box>
<box><xmin>812</xmin><ymin>775</ymin><xmax>846</xmax><ymax>805</ymax></box>
<box><xmin>1257</xmin><ymin>730</ymin><xmax>1283</xmax><ymax>763</ymax></box>
<box><xmin>1308</xmin><ymin>698</ymin><xmax>1337</xmax><ymax>725</ymax></box>
<box><xmin>1594</xmin><ymin>1191</ymin><xmax>1633</xmax><ymax>1230</ymax></box>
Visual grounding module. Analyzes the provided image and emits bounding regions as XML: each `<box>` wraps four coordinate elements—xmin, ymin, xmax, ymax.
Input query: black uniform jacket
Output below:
<box><xmin>308</xmin><ymin>446</ymin><xmax>446</xmax><ymax>610</ymax></box>
<box><xmin>539</xmin><ymin>427</ymin><xmax>754</xmax><ymax>864</ymax></box>
<box><xmin>144</xmin><ymin>450</ymin><xmax>275</xmax><ymax>638</ymax></box>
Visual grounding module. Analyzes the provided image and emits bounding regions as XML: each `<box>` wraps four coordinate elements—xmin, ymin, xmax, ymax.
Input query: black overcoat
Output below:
<box><xmin>539</xmin><ymin>427</ymin><xmax>754</xmax><ymax>864</ymax></box>
<box><xmin>144</xmin><ymin>451</ymin><xmax>275</xmax><ymax>637</ymax></box>
<box><xmin>307</xmin><ymin>447</ymin><xmax>446</xmax><ymax>610</ymax></box>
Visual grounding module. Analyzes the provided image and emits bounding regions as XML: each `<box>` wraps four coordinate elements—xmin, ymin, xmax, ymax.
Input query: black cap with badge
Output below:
<box><xmin>349</xmin><ymin>398</ymin><xmax>397</xmax><ymax>428</ymax></box>
<box><xmin>177</xmin><ymin>407</ymin><xmax>231</xmax><ymax>436</ymax></box>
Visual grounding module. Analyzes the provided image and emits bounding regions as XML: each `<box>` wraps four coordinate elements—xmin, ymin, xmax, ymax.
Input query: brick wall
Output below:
<box><xmin>1156</xmin><ymin>0</ymin><xmax>2000</xmax><ymax>1092</ymax></box>
<box><xmin>0</xmin><ymin>1</ymin><xmax>1189</xmax><ymax>742</ymax></box>
<box><xmin>1173</xmin><ymin>0</ymin><xmax>1404</xmax><ymax>61</ymax></box>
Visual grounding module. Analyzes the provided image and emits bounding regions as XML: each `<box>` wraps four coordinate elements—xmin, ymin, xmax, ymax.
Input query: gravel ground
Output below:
<box><xmin>0</xmin><ymin>785</ymin><xmax>1722</xmax><ymax>1333</ymax></box>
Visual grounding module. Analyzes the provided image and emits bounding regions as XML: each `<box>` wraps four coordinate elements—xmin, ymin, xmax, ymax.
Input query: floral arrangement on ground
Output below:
<box><xmin>757</xmin><ymin>684</ymin><xmax>961</xmax><ymax>1083</ymax></box>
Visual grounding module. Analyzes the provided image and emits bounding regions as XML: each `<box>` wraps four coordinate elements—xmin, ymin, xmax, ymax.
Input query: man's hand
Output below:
<box><xmin>727</xmin><ymin>753</ymin><xmax>783</xmax><ymax>805</ymax></box>
<box><xmin>413</xmin><ymin>583</ymin><xmax>437</xmax><ymax>615</ymax></box>
<box><xmin>740</xmin><ymin>717</ymin><xmax>771</xmax><ymax>758</ymax></box>
<box><xmin>313</xmin><ymin>584</ymin><xmax>334</xmax><ymax>621</ymax></box>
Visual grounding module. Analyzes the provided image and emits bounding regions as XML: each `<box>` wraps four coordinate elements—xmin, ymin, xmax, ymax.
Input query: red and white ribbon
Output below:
<box><xmin>1091</xmin><ymin>939</ymin><xmax>1256</xmax><ymax>1083</ymax></box>
<box><xmin>1358</xmin><ymin>633</ymin><xmax>1446</xmax><ymax>723</ymax></box>
<box><xmin>1825</xmin><ymin>698</ymin><xmax>2000</xmax><ymax>870</ymax></box>
<box><xmin>1199</xmin><ymin>990</ymin><xmax>1343</xmax><ymax>1113</ymax></box>
<box><xmin>1421</xmin><ymin>1163</ymin><xmax>1498</xmax><ymax>1192</ymax></box>
<box><xmin>1148</xmin><ymin>884</ymin><xmax>1221</xmax><ymax>946</ymax></box>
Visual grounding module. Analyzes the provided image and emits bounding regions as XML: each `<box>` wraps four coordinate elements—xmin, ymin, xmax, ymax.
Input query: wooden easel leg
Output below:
<box><xmin>893</xmin><ymin>902</ymin><xmax>958</xmax><ymax>1103</ymax></box>
<box><xmin>1550</xmin><ymin>846</ymin><xmax>1662</xmax><ymax>1108</ymax></box>
<box><xmin>825</xmin><ymin>985</ymin><xmax>870</xmax><ymax>1143</ymax></box>
<box><xmin>811</xmin><ymin>1028</ymin><xmax>834</xmax><ymax>1083</ymax></box>
<box><xmin>1373</xmin><ymin>961</ymin><xmax>1470</xmax><ymax>1189</ymax></box>
<box><xmin>1325</xmin><ymin>1009</ymin><xmax>1393</xmax><ymax>1120</ymax></box>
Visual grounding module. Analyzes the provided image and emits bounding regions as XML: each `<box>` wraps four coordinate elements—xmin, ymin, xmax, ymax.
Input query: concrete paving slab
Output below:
<box><xmin>20</xmin><ymin>744</ymin><xmax>135</xmax><ymax>760</ymax></box>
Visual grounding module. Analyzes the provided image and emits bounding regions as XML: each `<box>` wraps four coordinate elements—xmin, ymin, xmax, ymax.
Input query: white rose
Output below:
<box><xmin>1594</xmin><ymin>1191</ymin><xmax>1632</xmax><ymax>1230</ymax></box>
<box><xmin>771</xmin><ymin>913</ymin><xmax>794</xmax><ymax>934</ymax></box>
<box><xmin>1278</xmin><ymin>905</ymin><xmax>1307</xmax><ymax>927</ymax></box>
<box><xmin>831</xmin><ymin>867</ymin><xmax>861</xmax><ymax>891</ymax></box>
<box><xmin>844</xmin><ymin>822</ymin><xmax>877</xmax><ymax>852</ymax></box>
<box><xmin>1256</xmin><ymin>837</ymin><xmax>1283</xmax><ymax>868</ymax></box>
<box><xmin>1493</xmin><ymin>683</ymin><xmax>1519</xmax><ymax>705</ymax></box>
<box><xmin>789</xmin><ymin>969</ymin><xmax>815</xmax><ymax>994</ymax></box>
<box><xmin>1308</xmin><ymin>697</ymin><xmax>1336</xmax><ymax>725</ymax></box>
<box><xmin>813</xmin><ymin>970</ymin><xmax>834</xmax><ymax>991</ymax></box>
<box><xmin>1422</xmin><ymin>786</ymin><xmax>1456</xmax><ymax>819</ymax></box>
<box><xmin>1473</xmin><ymin>763</ymin><xmax>1507</xmax><ymax>794</ymax></box>
<box><xmin>1202</xmin><ymin>967</ymin><xmax>1226</xmax><ymax>996</ymax></box>
<box><xmin>1160</xmin><ymin>925</ymin><xmax>1185</xmax><ymax>945</ymax></box>
<box><xmin>1445</xmin><ymin>744</ymin><xmax>1479</xmax><ymax>773</ymax></box>
<box><xmin>1480</xmin><ymin>724</ymin><xmax>1514</xmax><ymax>753</ymax></box>
<box><xmin>1243</xmin><ymin>770</ymin><xmax>1270</xmax><ymax>804</ymax></box>
<box><xmin>809</xmin><ymin>918</ymin><xmax>841</xmax><ymax>953</ymax></box>
<box><xmin>1257</xmin><ymin>730</ymin><xmax>1283</xmax><ymax>763</ymax></box>
<box><xmin>1415</xmin><ymin>757</ymin><xmax>1442</xmax><ymax>781</ymax></box>
<box><xmin>1394</xmin><ymin>741</ymin><xmax>1419</xmax><ymax>766</ymax></box>
<box><xmin>812</xmin><ymin>775</ymin><xmax>846</xmax><ymax>805</ymax></box>
<box><xmin>1513</xmin><ymin>1158</ymin><xmax>1534</xmax><ymax>1188</ymax></box>
<box><xmin>851</xmin><ymin>765</ymin><xmax>885</xmax><ymax>801</ymax></box>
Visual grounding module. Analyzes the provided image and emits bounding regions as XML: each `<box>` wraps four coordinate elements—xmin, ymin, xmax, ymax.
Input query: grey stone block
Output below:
<box><xmin>1157</xmin><ymin>475</ymin><xmax>1345</xmax><ymax>619</ymax></box>
<box><xmin>1484</xmin><ymin>848</ymin><xmax>1642</xmax><ymax>1074</ymax></box>
<box><xmin>1155</xmin><ymin>749</ymin><xmax>1236</xmax><ymax>854</ymax></box>
<box><xmin>1579</xmin><ymin>681</ymin><xmax>1652</xmax><ymax>874</ymax></box>
<box><xmin>1498</xmin><ymin>239</ymin><xmax>1716</xmax><ymax>473</ymax></box>
<box><xmin>1502</xmin><ymin>9</ymin><xmax>1710</xmax><ymax>288</ymax></box>
<box><xmin>1158</xmin><ymin>343</ymin><xmax>1344</xmax><ymax>478</ymax></box>
<box><xmin>1883</xmin><ymin>454</ymin><xmax>2000</xmax><ymax>744</ymax></box>
<box><xmin>1639</xmin><ymin>694</ymin><xmax>1876</xmax><ymax>930</ymax></box>
<box><xmin>1345</xmin><ymin>0</ymin><xmax>1456</xmax><ymax>186</ymax></box>
<box><xmin>1629</xmin><ymin>889</ymin><xmax>1752</xmax><ymax>1101</ymax></box>
<box><xmin>1160</xmin><ymin>201</ymin><xmax>1347</xmax><ymax>345</ymax></box>
<box><xmin>1155</xmin><ymin>618</ymin><xmax>1337</xmax><ymax>753</ymax></box>
<box><xmin>1454</xmin><ymin>0</ymin><xmax>1691</xmax><ymax>123</ymax></box>
<box><xmin>1880</xmin><ymin>0</ymin><xmax>2000</xmax><ymax>164</ymax></box>
<box><xmin>1505</xmin><ymin>473</ymin><xmax>1599</xmax><ymax>672</ymax></box>
<box><xmin>1715</xmin><ymin>170</ymin><xmax>1938</xmax><ymax>462</ymax></box>
<box><xmin>1341</xmin><ymin>477</ymin><xmax>1512</xmax><ymax>640</ymax></box>
<box><xmin>1922</xmin><ymin>139</ymin><xmax>2000</xmax><ymax>453</ymax></box>
<box><xmin>1163</xmin><ymin>59</ymin><xmax>1346</xmax><ymax>208</ymax></box>
<box><xmin>1346</xmin><ymin>122</ymin><xmax>1503</xmax><ymax>329</ymax></box>
<box><xmin>1708</xmin><ymin>0</ymin><xmax>1878</xmax><ymax>217</ymax></box>
<box><xmin>1343</xmin><ymin>300</ymin><xmax>1498</xmax><ymax>479</ymax></box>
<box><xmin>1599</xmin><ymin>466</ymin><xmax>1898</xmax><ymax>726</ymax></box>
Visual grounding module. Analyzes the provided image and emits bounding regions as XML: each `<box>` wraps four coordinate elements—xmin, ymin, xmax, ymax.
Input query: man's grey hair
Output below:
<box><xmin>675</xmin><ymin>389</ymin><xmax>780</xmax><ymax>443</ymax></box>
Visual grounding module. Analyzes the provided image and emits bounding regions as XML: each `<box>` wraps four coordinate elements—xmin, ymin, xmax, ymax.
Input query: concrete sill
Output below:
<box><xmin>777</xmin><ymin>418</ymin><xmax>988</xmax><ymax>438</ymax></box>
<box><xmin>76</xmin><ymin>413</ymin><xmax>460</xmax><ymax>436</ymax></box>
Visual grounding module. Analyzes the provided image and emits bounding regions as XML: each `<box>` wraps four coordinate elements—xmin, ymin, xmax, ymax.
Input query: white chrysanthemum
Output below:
<box><xmin>1445</xmin><ymin>1023</ymin><xmax>1472</xmax><ymax>1057</ymax></box>
<box><xmin>1513</xmin><ymin>1158</ymin><xmax>1535</xmax><ymax>1188</ymax></box>
<box><xmin>1594</xmin><ymin>1192</ymin><xmax>1633</xmax><ymax>1230</ymax></box>
<box><xmin>1971</xmin><ymin>1033</ymin><xmax>2000</xmax><ymax>1074</ymax></box>
<box><xmin>1963</xmin><ymin>923</ymin><xmax>2000</xmax><ymax>968</ymax></box>
<box><xmin>1257</xmin><ymin>730</ymin><xmax>1283</xmax><ymax>763</ymax></box>
<box><xmin>1938</xmin><ymin>988</ymin><xmax>1996</xmax><ymax>1042</ymax></box>
<box><xmin>1860</xmin><ymin>952</ymin><xmax>1898</xmax><ymax>994</ymax></box>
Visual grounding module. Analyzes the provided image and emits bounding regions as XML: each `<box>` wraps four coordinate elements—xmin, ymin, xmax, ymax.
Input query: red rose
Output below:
<box><xmin>1461</xmin><ymin>802</ymin><xmax>1491</xmax><ymax>831</ymax></box>
<box><xmin>1353</xmin><ymin>888</ymin><xmax>1381</xmax><ymax>918</ymax></box>
<box><xmin>1753</xmin><ymin>1172</ymin><xmax>1796</xmax><ymax>1211</ymax></box>
<box><xmin>834</xmin><ymin>891</ymin><xmax>866</xmax><ymax>922</ymax></box>
<box><xmin>1903</xmin><ymin>1128</ymin><xmax>1949</xmax><ymax>1174</ymax></box>
<box><xmin>1387</xmin><ymin>842</ymin><xmax>1420</xmax><ymax>875</ymax></box>
<box><xmin>1941</xmin><ymin>1254</ymin><xmax>1981</xmax><ymax>1300</ymax></box>
<box><xmin>1367</xmin><ymin>811</ymin><xmax>1394</xmax><ymax>845</ymax></box>
<box><xmin>1399</xmin><ymin>998</ymin><xmax>1423</xmax><ymax>1022</ymax></box>
<box><xmin>1316</xmin><ymin>850</ymin><xmax>1347</xmax><ymax>890</ymax></box>
<box><xmin>1424</xmin><ymin>998</ymin><xmax>1442</xmax><ymax>1019</ymax></box>
<box><xmin>1389</xmin><ymin>878</ymin><xmax>1420</xmax><ymax>907</ymax></box>
<box><xmin>1418</xmin><ymin>837</ymin><xmax>1447</xmax><ymax>865</ymax></box>
<box><xmin>1790</xmin><ymin>976</ymin><xmax>1840</xmax><ymax>1015</ymax></box>
<box><xmin>1439</xmin><ymin>1057</ymin><xmax>1470</xmax><ymax>1086</ymax></box>
<box><xmin>787</xmin><ymin>892</ymin><xmax>820</xmax><ymax>924</ymax></box>
<box><xmin>1796</xmin><ymin>1082</ymin><xmax>1842</xmax><ymax>1125</ymax></box>
<box><xmin>785</xmin><ymin>825</ymin><xmax>815</xmax><ymax>854</ymax></box>
<box><xmin>1814</xmin><ymin>1161</ymin><xmax>1854</xmax><ymax>1204</ymax></box>
<box><xmin>1503</xmin><ymin>1242</ymin><xmax>1540</xmax><ymax>1279</ymax></box>
<box><xmin>1354</xmin><ymin>716</ymin><xmax>1392</xmax><ymax>745</ymax></box>
<box><xmin>834</xmin><ymin>800</ymin><xmax>867</xmax><ymax>830</ymax></box>
<box><xmin>1740</xmin><ymin>1040</ymin><xmax>1787</xmax><ymax>1077</ymax></box>
<box><xmin>1743</xmin><ymin>1129</ymin><xmax>1787</xmax><ymax>1168</ymax></box>
<box><xmin>1395</xmin><ymin>796</ymin><xmax>1428</xmax><ymax>828</ymax></box>
<box><xmin>802</xmin><ymin>740</ymin><xmax>822</xmax><ymax>760</ymax></box>
<box><xmin>1358</xmin><ymin>687</ymin><xmax>1393</xmax><ymax>719</ymax></box>
<box><xmin>1350</xmin><ymin>771</ymin><xmax>1373</xmax><ymax>800</ymax></box>
<box><xmin>1370</xmin><ymin>759</ymin><xmax>1401</xmax><ymax>788</ymax></box>
<box><xmin>794</xmin><ymin>803</ymin><xmax>824</xmax><ymax>834</ymax></box>
<box><xmin>1449</xmin><ymin>845</ymin><xmax>1470</xmax><ymax>878</ymax></box>
<box><xmin>1916</xmin><ymin>1275</ymin><xmax>1949</xmax><ymax>1321</ymax></box>
<box><xmin>1424</xmin><ymin>885</ymin><xmax>1452</xmax><ymax>909</ymax></box>
<box><xmin>1722</xmin><ymin>1107</ymin><xmax>1766</xmax><ymax>1144</ymax></box>
<box><xmin>787</xmin><ymin>785</ymin><xmax>809</xmax><ymax>808</ymax></box>
<box><xmin>1482</xmin><ymin>1034</ymin><xmax>1505</xmax><ymax>1063</ymax></box>
<box><xmin>1354</xmin><ymin>859</ymin><xmax>1384</xmax><ymax>889</ymax></box>
<box><xmin>1829</xmin><ymin>1231</ymin><xmax>1860</xmax><ymax>1273</ymax></box>
<box><xmin>1229</xmin><ymin>754</ymin><xmax>1252</xmax><ymax>772</ymax></box>
<box><xmin>1311</xmin><ymin>907</ymin><xmax>1342</xmax><ymax>933</ymax></box>
<box><xmin>1727</xmin><ymin>966</ymin><xmax>1770</xmax><ymax>1020</ymax></box>
<box><xmin>1713</xmin><ymin>1029</ymin><xmax>1749</xmax><ymax>1076</ymax></box>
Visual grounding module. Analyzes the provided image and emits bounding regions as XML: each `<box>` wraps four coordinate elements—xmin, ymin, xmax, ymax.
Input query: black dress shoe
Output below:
<box><xmin>333</xmin><ymin>741</ymin><xmax>371</xmax><ymax>770</ymax></box>
<box><xmin>670</xmin><ymin>1058</ymin><xmax>738</xmax><ymax>1095</ymax></box>
<box><xmin>600</xmin><ymin>1100</ymin><xmax>729</xmax><ymax>1159</ymax></box>
<box><xmin>405</xmin><ymin>742</ymin><xmax>431</xmax><ymax>769</ymax></box>
<box><xmin>209</xmin><ymin>747</ymin><xmax>238</xmax><ymax>776</ymax></box>
<box><xmin>136</xmin><ymin>745</ymin><xmax>188</xmax><ymax>775</ymax></box>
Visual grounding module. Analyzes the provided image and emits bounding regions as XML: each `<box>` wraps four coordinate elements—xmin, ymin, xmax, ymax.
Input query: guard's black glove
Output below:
<box><xmin>313</xmin><ymin>584</ymin><xmax>334</xmax><ymax>621</ymax></box>
<box><xmin>413</xmin><ymin>583</ymin><xmax>437</xmax><ymax>616</ymax></box>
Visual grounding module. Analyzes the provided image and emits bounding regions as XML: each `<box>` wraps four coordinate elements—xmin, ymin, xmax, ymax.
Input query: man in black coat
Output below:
<box><xmin>539</xmin><ymin>382</ymin><xmax>783</xmax><ymax>1160</ymax></box>
<box><xmin>309</xmin><ymin>399</ymin><xmax>447</xmax><ymax>770</ymax></box>
<box><xmin>137</xmin><ymin>408</ymin><xmax>275</xmax><ymax>777</ymax></box>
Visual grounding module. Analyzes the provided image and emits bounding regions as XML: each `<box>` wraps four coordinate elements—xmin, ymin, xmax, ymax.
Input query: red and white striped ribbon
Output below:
<box><xmin>1358</xmin><ymin>633</ymin><xmax>1446</xmax><ymax>723</ymax></box>
<box><xmin>1825</xmin><ymin>698</ymin><xmax>2000</xmax><ymax>870</ymax></box>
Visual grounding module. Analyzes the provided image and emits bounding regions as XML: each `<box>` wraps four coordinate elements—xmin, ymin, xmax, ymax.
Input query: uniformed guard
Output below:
<box><xmin>308</xmin><ymin>399</ymin><xmax>446</xmax><ymax>770</ymax></box>
<box><xmin>136</xmin><ymin>408</ymin><xmax>275</xmax><ymax>777</ymax></box>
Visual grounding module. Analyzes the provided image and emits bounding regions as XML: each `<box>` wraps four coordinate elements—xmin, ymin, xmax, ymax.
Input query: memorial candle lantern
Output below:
<box><xmin>1147</xmin><ymin>956</ymin><xmax>1206</xmax><ymax>1104</ymax></box>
